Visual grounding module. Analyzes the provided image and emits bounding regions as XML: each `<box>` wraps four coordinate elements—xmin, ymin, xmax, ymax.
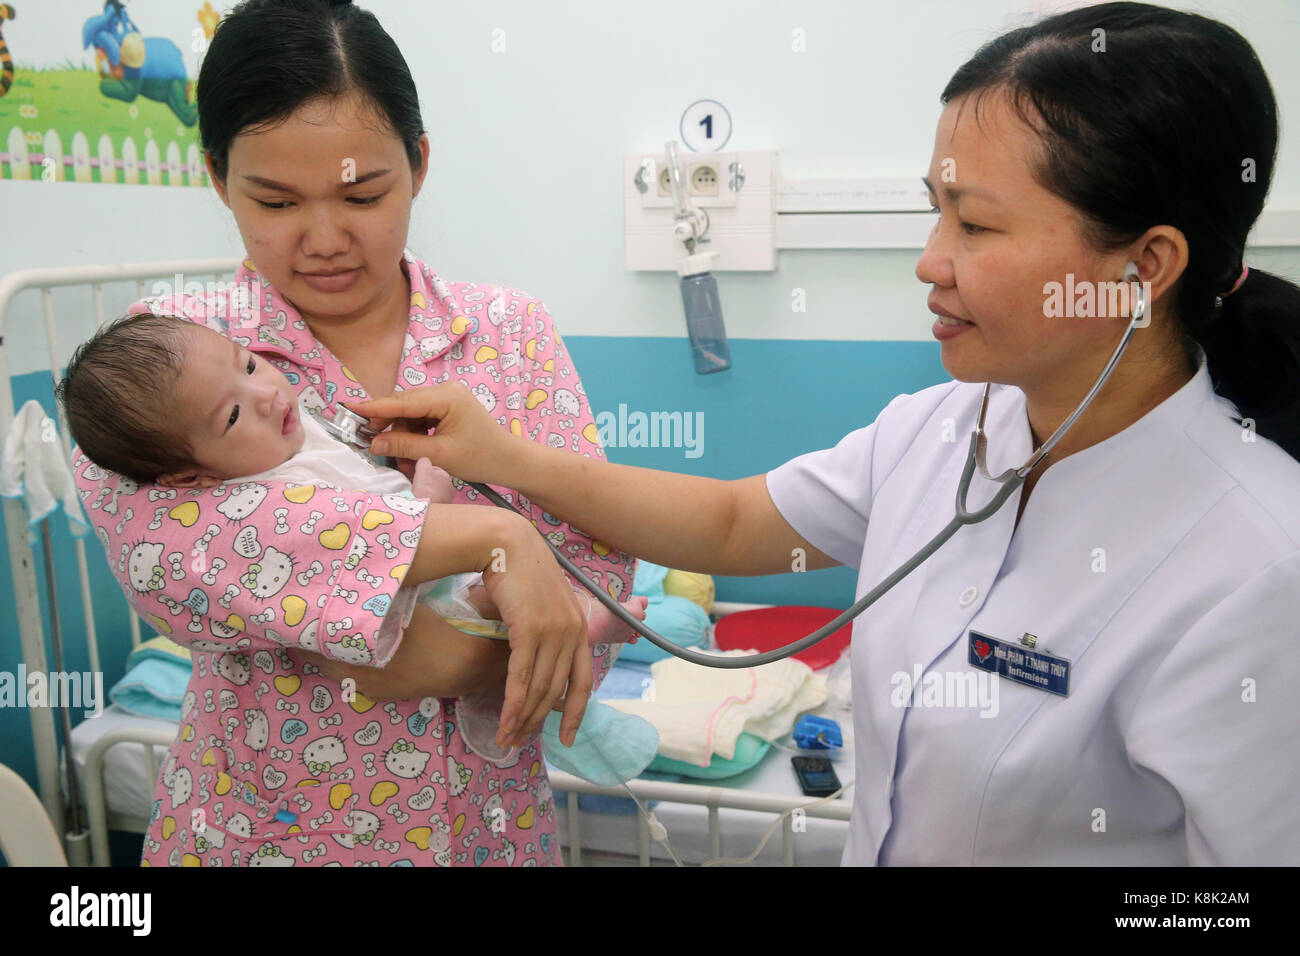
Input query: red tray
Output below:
<box><xmin>713</xmin><ymin>605</ymin><xmax>853</xmax><ymax>671</ymax></box>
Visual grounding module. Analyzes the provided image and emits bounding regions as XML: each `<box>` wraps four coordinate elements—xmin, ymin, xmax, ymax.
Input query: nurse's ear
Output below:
<box><xmin>157</xmin><ymin>470</ymin><xmax>223</xmax><ymax>490</ymax></box>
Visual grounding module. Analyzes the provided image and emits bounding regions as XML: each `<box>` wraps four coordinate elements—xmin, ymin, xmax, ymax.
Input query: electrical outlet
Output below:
<box><xmin>652</xmin><ymin>158</ymin><xmax>723</xmax><ymax>199</ymax></box>
<box><xmin>690</xmin><ymin>162</ymin><xmax>720</xmax><ymax>196</ymax></box>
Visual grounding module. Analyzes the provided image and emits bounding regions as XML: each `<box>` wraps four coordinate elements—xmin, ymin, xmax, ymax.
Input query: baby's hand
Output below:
<box><xmin>410</xmin><ymin>457</ymin><xmax>456</xmax><ymax>504</ymax></box>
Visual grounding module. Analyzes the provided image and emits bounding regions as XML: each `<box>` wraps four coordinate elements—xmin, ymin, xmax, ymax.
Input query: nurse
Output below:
<box><xmin>349</xmin><ymin>3</ymin><xmax>1300</xmax><ymax>864</ymax></box>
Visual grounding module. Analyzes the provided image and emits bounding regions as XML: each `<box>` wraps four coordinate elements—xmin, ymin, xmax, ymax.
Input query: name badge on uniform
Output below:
<box><xmin>968</xmin><ymin>629</ymin><xmax>1070</xmax><ymax>697</ymax></box>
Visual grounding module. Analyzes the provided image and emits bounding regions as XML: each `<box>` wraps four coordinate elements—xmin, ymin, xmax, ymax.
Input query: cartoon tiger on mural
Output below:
<box><xmin>0</xmin><ymin>5</ymin><xmax>15</xmax><ymax>99</ymax></box>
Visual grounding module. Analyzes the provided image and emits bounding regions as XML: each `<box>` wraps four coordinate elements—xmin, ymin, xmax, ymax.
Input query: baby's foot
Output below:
<box><xmin>411</xmin><ymin>458</ymin><xmax>456</xmax><ymax>504</ymax></box>
<box><xmin>581</xmin><ymin>592</ymin><xmax>649</xmax><ymax>645</ymax></box>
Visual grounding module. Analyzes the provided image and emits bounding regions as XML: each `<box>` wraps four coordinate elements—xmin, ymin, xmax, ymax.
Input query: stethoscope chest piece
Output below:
<box><xmin>307</xmin><ymin>404</ymin><xmax>381</xmax><ymax>451</ymax></box>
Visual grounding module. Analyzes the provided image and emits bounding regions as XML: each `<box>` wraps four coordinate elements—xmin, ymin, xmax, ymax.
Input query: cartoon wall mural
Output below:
<box><xmin>0</xmin><ymin>1</ymin><xmax>222</xmax><ymax>184</ymax></box>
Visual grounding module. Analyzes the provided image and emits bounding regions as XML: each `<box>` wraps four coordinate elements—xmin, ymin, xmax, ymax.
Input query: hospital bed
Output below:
<box><xmin>1</xmin><ymin>259</ymin><xmax>852</xmax><ymax>867</ymax></box>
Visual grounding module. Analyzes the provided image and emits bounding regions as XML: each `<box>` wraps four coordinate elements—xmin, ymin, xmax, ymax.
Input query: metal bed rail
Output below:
<box><xmin>548</xmin><ymin>769</ymin><xmax>851</xmax><ymax>867</ymax></box>
<box><xmin>1</xmin><ymin>259</ymin><xmax>240</xmax><ymax>834</ymax></box>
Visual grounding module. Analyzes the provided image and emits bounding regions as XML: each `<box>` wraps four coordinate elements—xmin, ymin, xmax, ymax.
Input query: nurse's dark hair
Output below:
<box><xmin>943</xmin><ymin>1</ymin><xmax>1300</xmax><ymax>461</ymax></box>
<box><xmin>197</xmin><ymin>0</ymin><xmax>424</xmax><ymax>182</ymax></box>
<box><xmin>55</xmin><ymin>312</ymin><xmax>199</xmax><ymax>484</ymax></box>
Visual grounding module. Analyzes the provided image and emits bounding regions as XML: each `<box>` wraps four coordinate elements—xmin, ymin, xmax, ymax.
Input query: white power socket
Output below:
<box><xmin>641</xmin><ymin>153</ymin><xmax>738</xmax><ymax>208</ymax></box>
<box><xmin>690</xmin><ymin>163</ymin><xmax>720</xmax><ymax>196</ymax></box>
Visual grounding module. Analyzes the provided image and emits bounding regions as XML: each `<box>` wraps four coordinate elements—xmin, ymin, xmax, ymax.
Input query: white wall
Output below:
<box><xmin>3</xmin><ymin>0</ymin><xmax>1298</xmax><ymax>374</ymax></box>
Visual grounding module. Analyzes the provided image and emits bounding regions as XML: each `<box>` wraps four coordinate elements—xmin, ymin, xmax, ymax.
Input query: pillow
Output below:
<box><xmin>632</xmin><ymin>559</ymin><xmax>669</xmax><ymax>603</ymax></box>
<box><xmin>617</xmin><ymin>594</ymin><xmax>712</xmax><ymax>663</ymax></box>
<box><xmin>663</xmin><ymin>569</ymin><xmax>715</xmax><ymax>614</ymax></box>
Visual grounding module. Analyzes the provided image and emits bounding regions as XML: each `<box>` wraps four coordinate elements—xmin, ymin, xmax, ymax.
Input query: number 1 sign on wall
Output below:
<box><xmin>679</xmin><ymin>99</ymin><xmax>732</xmax><ymax>152</ymax></box>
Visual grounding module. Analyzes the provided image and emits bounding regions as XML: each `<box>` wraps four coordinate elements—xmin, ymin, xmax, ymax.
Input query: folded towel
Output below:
<box><xmin>606</xmin><ymin>649</ymin><xmax>828</xmax><ymax>766</ymax></box>
<box><xmin>647</xmin><ymin>731</ymin><xmax>771</xmax><ymax>780</ymax></box>
<box><xmin>0</xmin><ymin>400</ymin><xmax>89</xmax><ymax>544</ymax></box>
<box><xmin>125</xmin><ymin>634</ymin><xmax>192</xmax><ymax>669</ymax></box>
<box><xmin>108</xmin><ymin>636</ymin><xmax>193</xmax><ymax>720</ymax></box>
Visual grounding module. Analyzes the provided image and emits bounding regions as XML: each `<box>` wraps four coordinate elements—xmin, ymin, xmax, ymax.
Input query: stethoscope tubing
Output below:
<box><xmin>465</xmin><ymin>435</ymin><xmax>1024</xmax><ymax>668</ymax></box>
<box><xmin>342</xmin><ymin>266</ymin><xmax>1149</xmax><ymax>669</ymax></box>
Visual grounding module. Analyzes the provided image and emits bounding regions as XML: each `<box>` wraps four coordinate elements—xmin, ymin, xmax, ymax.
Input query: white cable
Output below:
<box><xmin>699</xmin><ymin>779</ymin><xmax>855</xmax><ymax>868</ymax></box>
<box><xmin>619</xmin><ymin>782</ymin><xmax>684</xmax><ymax>867</ymax></box>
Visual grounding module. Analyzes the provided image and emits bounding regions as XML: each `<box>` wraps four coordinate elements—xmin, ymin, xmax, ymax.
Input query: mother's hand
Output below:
<box><xmin>342</xmin><ymin>388</ymin><xmax>590</xmax><ymax>747</ymax></box>
<box><xmin>478</xmin><ymin>519</ymin><xmax>593</xmax><ymax>749</ymax></box>
<box><xmin>345</xmin><ymin>383</ymin><xmax>525</xmax><ymax>487</ymax></box>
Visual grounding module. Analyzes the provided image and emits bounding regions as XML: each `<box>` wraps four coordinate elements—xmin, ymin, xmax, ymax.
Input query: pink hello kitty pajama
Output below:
<box><xmin>74</xmin><ymin>250</ymin><xmax>636</xmax><ymax>866</ymax></box>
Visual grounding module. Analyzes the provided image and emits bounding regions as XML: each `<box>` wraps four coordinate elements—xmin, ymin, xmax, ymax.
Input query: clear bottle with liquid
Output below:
<box><xmin>677</xmin><ymin>252</ymin><xmax>731</xmax><ymax>374</ymax></box>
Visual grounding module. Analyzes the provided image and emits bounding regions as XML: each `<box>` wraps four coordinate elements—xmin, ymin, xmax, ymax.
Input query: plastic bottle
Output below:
<box><xmin>677</xmin><ymin>252</ymin><xmax>731</xmax><ymax>374</ymax></box>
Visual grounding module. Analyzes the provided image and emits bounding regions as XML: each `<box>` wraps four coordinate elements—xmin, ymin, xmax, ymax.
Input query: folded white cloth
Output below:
<box><xmin>606</xmin><ymin>649</ymin><xmax>828</xmax><ymax>766</ymax></box>
<box><xmin>1</xmin><ymin>400</ymin><xmax>89</xmax><ymax>544</ymax></box>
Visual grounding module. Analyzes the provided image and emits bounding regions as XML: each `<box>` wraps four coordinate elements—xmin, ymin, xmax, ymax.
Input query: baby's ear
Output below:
<box><xmin>158</xmin><ymin>471</ymin><xmax>222</xmax><ymax>489</ymax></box>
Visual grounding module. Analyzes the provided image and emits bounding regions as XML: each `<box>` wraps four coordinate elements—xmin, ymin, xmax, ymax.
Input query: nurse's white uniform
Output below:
<box><xmin>766</xmin><ymin>353</ymin><xmax>1300</xmax><ymax>865</ymax></box>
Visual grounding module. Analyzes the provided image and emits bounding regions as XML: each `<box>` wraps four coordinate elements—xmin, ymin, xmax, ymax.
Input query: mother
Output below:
<box><xmin>74</xmin><ymin>0</ymin><xmax>634</xmax><ymax>866</ymax></box>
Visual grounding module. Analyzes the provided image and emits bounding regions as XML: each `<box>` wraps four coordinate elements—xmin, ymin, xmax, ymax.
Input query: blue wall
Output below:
<box><xmin>565</xmin><ymin>335</ymin><xmax>948</xmax><ymax>605</ymax></box>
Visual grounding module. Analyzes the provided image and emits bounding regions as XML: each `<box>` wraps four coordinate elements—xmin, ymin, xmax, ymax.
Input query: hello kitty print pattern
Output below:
<box><xmin>73</xmin><ymin>250</ymin><xmax>636</xmax><ymax>865</ymax></box>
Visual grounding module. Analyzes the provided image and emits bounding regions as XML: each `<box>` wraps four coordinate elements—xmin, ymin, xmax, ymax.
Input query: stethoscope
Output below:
<box><xmin>312</xmin><ymin>263</ymin><xmax>1148</xmax><ymax>669</ymax></box>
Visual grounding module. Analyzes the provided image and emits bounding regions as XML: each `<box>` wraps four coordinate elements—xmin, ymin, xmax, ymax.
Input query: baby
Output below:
<box><xmin>57</xmin><ymin>311</ymin><xmax>656</xmax><ymax>772</ymax></box>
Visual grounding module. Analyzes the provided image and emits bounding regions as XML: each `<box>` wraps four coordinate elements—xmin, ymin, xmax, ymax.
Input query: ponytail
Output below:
<box><xmin>1185</xmin><ymin>268</ymin><xmax>1300</xmax><ymax>459</ymax></box>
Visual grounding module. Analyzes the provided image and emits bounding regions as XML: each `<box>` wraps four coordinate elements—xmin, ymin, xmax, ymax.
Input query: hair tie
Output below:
<box><xmin>1221</xmin><ymin>263</ymin><xmax>1249</xmax><ymax>299</ymax></box>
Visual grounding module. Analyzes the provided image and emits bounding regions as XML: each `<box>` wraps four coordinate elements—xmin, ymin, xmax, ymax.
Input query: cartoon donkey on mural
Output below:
<box><xmin>82</xmin><ymin>0</ymin><xmax>196</xmax><ymax>125</ymax></box>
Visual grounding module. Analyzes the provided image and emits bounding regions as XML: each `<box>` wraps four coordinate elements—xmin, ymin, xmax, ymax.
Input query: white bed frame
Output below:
<box><xmin>1</xmin><ymin>260</ymin><xmax>851</xmax><ymax>867</ymax></box>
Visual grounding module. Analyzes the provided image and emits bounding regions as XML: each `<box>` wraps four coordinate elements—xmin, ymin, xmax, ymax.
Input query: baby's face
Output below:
<box><xmin>160</xmin><ymin>325</ymin><xmax>306</xmax><ymax>487</ymax></box>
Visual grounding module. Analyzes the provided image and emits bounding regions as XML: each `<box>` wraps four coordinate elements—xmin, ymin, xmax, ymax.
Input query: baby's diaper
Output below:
<box><xmin>416</xmin><ymin>572</ymin><xmax>509</xmax><ymax>640</ymax></box>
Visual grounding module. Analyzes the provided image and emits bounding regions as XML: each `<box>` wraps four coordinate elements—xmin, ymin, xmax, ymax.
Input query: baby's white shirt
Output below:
<box><xmin>232</xmin><ymin>401</ymin><xmax>412</xmax><ymax>495</ymax></box>
<box><xmin>227</xmin><ymin>404</ymin><xmax>428</xmax><ymax>654</ymax></box>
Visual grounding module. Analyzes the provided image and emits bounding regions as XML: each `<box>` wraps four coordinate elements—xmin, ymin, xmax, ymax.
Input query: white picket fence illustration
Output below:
<box><xmin>3</xmin><ymin>126</ymin><xmax>207</xmax><ymax>185</ymax></box>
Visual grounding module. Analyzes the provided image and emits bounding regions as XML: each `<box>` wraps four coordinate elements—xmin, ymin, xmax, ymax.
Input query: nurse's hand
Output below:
<box><xmin>344</xmin><ymin>384</ymin><xmax>527</xmax><ymax>487</ymax></box>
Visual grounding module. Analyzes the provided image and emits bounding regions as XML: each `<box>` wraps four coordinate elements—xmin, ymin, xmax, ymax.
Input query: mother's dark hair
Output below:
<box><xmin>944</xmin><ymin>1</ymin><xmax>1300</xmax><ymax>460</ymax></box>
<box><xmin>197</xmin><ymin>0</ymin><xmax>425</xmax><ymax>181</ymax></box>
